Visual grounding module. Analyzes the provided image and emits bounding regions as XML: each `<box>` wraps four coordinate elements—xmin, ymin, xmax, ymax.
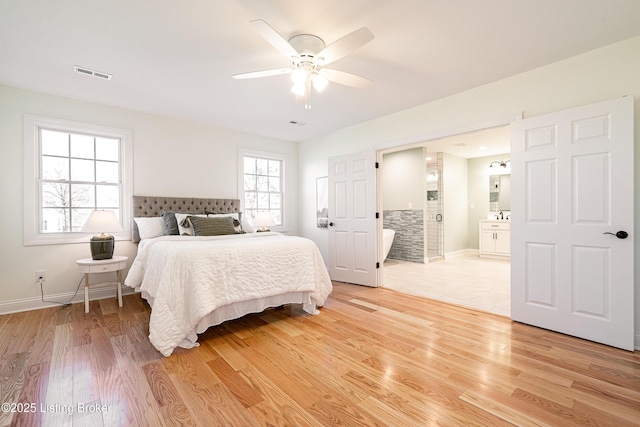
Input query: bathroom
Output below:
<box><xmin>380</xmin><ymin>126</ymin><xmax>512</xmax><ymax>314</ymax></box>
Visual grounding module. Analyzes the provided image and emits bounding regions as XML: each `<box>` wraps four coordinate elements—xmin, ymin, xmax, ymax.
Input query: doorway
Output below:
<box><xmin>380</xmin><ymin>125</ymin><xmax>512</xmax><ymax>315</ymax></box>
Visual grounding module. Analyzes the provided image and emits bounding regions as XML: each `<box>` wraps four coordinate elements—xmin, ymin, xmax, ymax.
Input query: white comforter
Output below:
<box><xmin>125</xmin><ymin>232</ymin><xmax>332</xmax><ymax>356</ymax></box>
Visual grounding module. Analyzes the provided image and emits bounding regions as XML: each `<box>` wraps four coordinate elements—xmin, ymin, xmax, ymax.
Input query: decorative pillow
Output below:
<box><xmin>160</xmin><ymin>211</ymin><xmax>179</xmax><ymax>235</ymax></box>
<box><xmin>205</xmin><ymin>211</ymin><xmax>245</xmax><ymax>233</ymax></box>
<box><xmin>134</xmin><ymin>217</ymin><xmax>165</xmax><ymax>240</ymax></box>
<box><xmin>188</xmin><ymin>216</ymin><xmax>237</xmax><ymax>236</ymax></box>
<box><xmin>174</xmin><ymin>213</ymin><xmax>207</xmax><ymax>235</ymax></box>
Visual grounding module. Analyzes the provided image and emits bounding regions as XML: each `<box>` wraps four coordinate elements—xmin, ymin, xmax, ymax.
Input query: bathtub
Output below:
<box><xmin>383</xmin><ymin>228</ymin><xmax>395</xmax><ymax>261</ymax></box>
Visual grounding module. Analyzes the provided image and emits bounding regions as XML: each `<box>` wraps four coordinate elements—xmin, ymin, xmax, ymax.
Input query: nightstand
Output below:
<box><xmin>76</xmin><ymin>255</ymin><xmax>128</xmax><ymax>313</ymax></box>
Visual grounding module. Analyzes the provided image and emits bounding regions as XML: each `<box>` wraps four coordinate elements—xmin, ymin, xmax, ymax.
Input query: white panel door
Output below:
<box><xmin>328</xmin><ymin>151</ymin><xmax>378</xmax><ymax>287</ymax></box>
<box><xmin>510</xmin><ymin>96</ymin><xmax>634</xmax><ymax>350</ymax></box>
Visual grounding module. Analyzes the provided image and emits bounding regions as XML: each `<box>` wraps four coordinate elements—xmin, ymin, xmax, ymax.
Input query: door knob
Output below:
<box><xmin>603</xmin><ymin>231</ymin><xmax>628</xmax><ymax>239</ymax></box>
<box><xmin>329</xmin><ymin>222</ymin><xmax>335</xmax><ymax>227</ymax></box>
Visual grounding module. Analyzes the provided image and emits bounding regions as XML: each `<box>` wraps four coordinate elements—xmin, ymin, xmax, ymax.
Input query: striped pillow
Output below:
<box><xmin>188</xmin><ymin>216</ymin><xmax>237</xmax><ymax>236</ymax></box>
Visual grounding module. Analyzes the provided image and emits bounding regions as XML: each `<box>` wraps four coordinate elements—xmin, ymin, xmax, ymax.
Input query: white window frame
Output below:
<box><xmin>23</xmin><ymin>114</ymin><xmax>133</xmax><ymax>245</ymax></box>
<box><xmin>238</xmin><ymin>148</ymin><xmax>288</xmax><ymax>233</ymax></box>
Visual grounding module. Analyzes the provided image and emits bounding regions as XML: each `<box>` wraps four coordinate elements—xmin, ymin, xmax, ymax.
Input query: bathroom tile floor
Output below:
<box><xmin>382</xmin><ymin>254</ymin><xmax>511</xmax><ymax>317</ymax></box>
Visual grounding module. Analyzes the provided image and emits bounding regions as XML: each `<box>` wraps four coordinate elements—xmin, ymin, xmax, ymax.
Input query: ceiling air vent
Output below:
<box><xmin>74</xmin><ymin>66</ymin><xmax>112</xmax><ymax>80</ymax></box>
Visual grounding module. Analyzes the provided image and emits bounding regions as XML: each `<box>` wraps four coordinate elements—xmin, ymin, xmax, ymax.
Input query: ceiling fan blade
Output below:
<box><xmin>315</xmin><ymin>27</ymin><xmax>374</xmax><ymax>65</ymax></box>
<box><xmin>323</xmin><ymin>69</ymin><xmax>372</xmax><ymax>89</ymax></box>
<box><xmin>250</xmin><ymin>19</ymin><xmax>299</xmax><ymax>62</ymax></box>
<box><xmin>232</xmin><ymin>68</ymin><xmax>292</xmax><ymax>79</ymax></box>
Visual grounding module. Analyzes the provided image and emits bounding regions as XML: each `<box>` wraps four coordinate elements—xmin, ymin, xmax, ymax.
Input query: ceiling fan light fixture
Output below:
<box><xmin>291</xmin><ymin>68</ymin><xmax>307</xmax><ymax>84</ymax></box>
<box><xmin>237</xmin><ymin>19</ymin><xmax>374</xmax><ymax>109</ymax></box>
<box><xmin>291</xmin><ymin>82</ymin><xmax>306</xmax><ymax>96</ymax></box>
<box><xmin>312</xmin><ymin>73</ymin><xmax>328</xmax><ymax>92</ymax></box>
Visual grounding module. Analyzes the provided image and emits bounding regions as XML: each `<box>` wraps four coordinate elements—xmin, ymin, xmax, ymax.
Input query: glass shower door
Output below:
<box><xmin>426</xmin><ymin>153</ymin><xmax>444</xmax><ymax>261</ymax></box>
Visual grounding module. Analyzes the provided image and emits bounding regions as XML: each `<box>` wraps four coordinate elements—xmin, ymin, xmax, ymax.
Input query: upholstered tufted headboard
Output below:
<box><xmin>132</xmin><ymin>196</ymin><xmax>241</xmax><ymax>242</ymax></box>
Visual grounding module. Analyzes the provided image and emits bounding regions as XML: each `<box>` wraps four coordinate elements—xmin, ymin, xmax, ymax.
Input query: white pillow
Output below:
<box><xmin>174</xmin><ymin>213</ymin><xmax>207</xmax><ymax>235</ymax></box>
<box><xmin>134</xmin><ymin>217</ymin><xmax>165</xmax><ymax>240</ymax></box>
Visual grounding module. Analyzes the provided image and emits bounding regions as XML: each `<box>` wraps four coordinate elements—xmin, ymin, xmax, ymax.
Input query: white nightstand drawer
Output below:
<box><xmin>86</xmin><ymin>261</ymin><xmax>127</xmax><ymax>273</ymax></box>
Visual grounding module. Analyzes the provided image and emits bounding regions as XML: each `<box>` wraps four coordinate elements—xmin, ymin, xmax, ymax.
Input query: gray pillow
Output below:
<box><xmin>160</xmin><ymin>211</ymin><xmax>180</xmax><ymax>235</ymax></box>
<box><xmin>188</xmin><ymin>216</ymin><xmax>237</xmax><ymax>236</ymax></box>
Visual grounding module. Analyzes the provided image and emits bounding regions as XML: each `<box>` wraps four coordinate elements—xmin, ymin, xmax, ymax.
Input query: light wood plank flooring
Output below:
<box><xmin>1</xmin><ymin>282</ymin><xmax>638</xmax><ymax>426</ymax></box>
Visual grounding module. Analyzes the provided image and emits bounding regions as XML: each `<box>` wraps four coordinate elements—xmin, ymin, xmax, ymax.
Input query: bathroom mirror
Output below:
<box><xmin>316</xmin><ymin>176</ymin><xmax>328</xmax><ymax>228</ymax></box>
<box><xmin>489</xmin><ymin>174</ymin><xmax>511</xmax><ymax>211</ymax></box>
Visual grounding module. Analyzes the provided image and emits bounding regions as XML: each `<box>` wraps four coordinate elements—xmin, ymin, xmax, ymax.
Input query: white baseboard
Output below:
<box><xmin>445</xmin><ymin>248</ymin><xmax>478</xmax><ymax>258</ymax></box>
<box><xmin>0</xmin><ymin>285</ymin><xmax>136</xmax><ymax>315</ymax></box>
<box><xmin>635</xmin><ymin>333</ymin><xmax>640</xmax><ymax>351</ymax></box>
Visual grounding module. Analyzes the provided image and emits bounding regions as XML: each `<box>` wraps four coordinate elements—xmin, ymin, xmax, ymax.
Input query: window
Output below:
<box><xmin>24</xmin><ymin>115</ymin><xmax>133</xmax><ymax>245</ymax></box>
<box><xmin>240</xmin><ymin>151</ymin><xmax>286</xmax><ymax>230</ymax></box>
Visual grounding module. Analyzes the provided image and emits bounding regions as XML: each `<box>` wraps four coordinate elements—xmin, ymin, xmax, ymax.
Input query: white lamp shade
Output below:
<box><xmin>81</xmin><ymin>210</ymin><xmax>123</xmax><ymax>233</ymax></box>
<box><xmin>252</xmin><ymin>211</ymin><xmax>276</xmax><ymax>227</ymax></box>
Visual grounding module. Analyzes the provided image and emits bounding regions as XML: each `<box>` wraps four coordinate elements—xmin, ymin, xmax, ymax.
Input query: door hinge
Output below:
<box><xmin>376</xmin><ymin>212</ymin><xmax>379</xmax><ymax>219</ymax></box>
<box><xmin>375</xmin><ymin>162</ymin><xmax>379</xmax><ymax>168</ymax></box>
<box><xmin>376</xmin><ymin>262</ymin><xmax>380</xmax><ymax>269</ymax></box>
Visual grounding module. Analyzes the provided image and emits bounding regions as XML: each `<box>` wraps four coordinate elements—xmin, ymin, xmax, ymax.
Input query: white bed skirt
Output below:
<box><xmin>142</xmin><ymin>290</ymin><xmax>315</xmax><ymax>350</ymax></box>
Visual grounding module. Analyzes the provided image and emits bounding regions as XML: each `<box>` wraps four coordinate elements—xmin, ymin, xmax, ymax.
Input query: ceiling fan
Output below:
<box><xmin>233</xmin><ymin>19</ymin><xmax>374</xmax><ymax>109</ymax></box>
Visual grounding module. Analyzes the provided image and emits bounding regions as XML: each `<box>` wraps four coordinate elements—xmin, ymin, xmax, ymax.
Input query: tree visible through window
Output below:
<box><xmin>243</xmin><ymin>155</ymin><xmax>282</xmax><ymax>226</ymax></box>
<box><xmin>40</xmin><ymin>128</ymin><xmax>121</xmax><ymax>233</ymax></box>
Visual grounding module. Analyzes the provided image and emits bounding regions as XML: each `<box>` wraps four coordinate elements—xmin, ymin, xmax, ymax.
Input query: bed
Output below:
<box><xmin>124</xmin><ymin>196</ymin><xmax>332</xmax><ymax>356</ymax></box>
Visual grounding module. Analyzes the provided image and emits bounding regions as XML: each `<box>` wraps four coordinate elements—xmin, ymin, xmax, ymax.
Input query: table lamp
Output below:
<box><xmin>252</xmin><ymin>211</ymin><xmax>276</xmax><ymax>232</ymax></box>
<box><xmin>81</xmin><ymin>210</ymin><xmax>123</xmax><ymax>260</ymax></box>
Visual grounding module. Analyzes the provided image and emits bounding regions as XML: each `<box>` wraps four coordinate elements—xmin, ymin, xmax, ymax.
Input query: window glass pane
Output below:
<box><xmin>42</xmin><ymin>156</ymin><xmax>69</xmax><ymax>180</ymax></box>
<box><xmin>245</xmin><ymin>209</ymin><xmax>256</xmax><ymax>224</ymax></box>
<box><xmin>97</xmin><ymin>185</ymin><xmax>119</xmax><ymax>208</ymax></box>
<box><xmin>256</xmin><ymin>176</ymin><xmax>269</xmax><ymax>191</ymax></box>
<box><xmin>268</xmin><ymin>177</ymin><xmax>280</xmax><ymax>192</ymax></box>
<box><xmin>271</xmin><ymin>211</ymin><xmax>282</xmax><ymax>225</ymax></box>
<box><xmin>258</xmin><ymin>193</ymin><xmax>270</xmax><ymax>209</ymax></box>
<box><xmin>42</xmin><ymin>182</ymin><xmax>69</xmax><ymax>208</ymax></box>
<box><xmin>270</xmin><ymin>193</ymin><xmax>281</xmax><ymax>209</ymax></box>
<box><xmin>244</xmin><ymin>192</ymin><xmax>256</xmax><ymax>209</ymax></box>
<box><xmin>268</xmin><ymin>160</ymin><xmax>280</xmax><ymax>176</ymax></box>
<box><xmin>72</xmin><ymin>209</ymin><xmax>93</xmax><ymax>232</ymax></box>
<box><xmin>70</xmin><ymin>158</ymin><xmax>95</xmax><ymax>182</ymax></box>
<box><xmin>96</xmin><ymin>137</ymin><xmax>119</xmax><ymax>161</ymax></box>
<box><xmin>70</xmin><ymin>134</ymin><xmax>94</xmax><ymax>159</ymax></box>
<box><xmin>244</xmin><ymin>156</ymin><xmax>256</xmax><ymax>174</ymax></box>
<box><xmin>256</xmin><ymin>158</ymin><xmax>268</xmax><ymax>175</ymax></box>
<box><xmin>244</xmin><ymin>174</ymin><xmax>256</xmax><ymax>191</ymax></box>
<box><xmin>41</xmin><ymin>130</ymin><xmax>68</xmax><ymax>156</ymax></box>
<box><xmin>42</xmin><ymin>208</ymin><xmax>70</xmax><ymax>233</ymax></box>
<box><xmin>242</xmin><ymin>154</ymin><xmax>283</xmax><ymax>229</ymax></box>
<box><xmin>30</xmin><ymin>117</ymin><xmax>128</xmax><ymax>240</ymax></box>
<box><xmin>71</xmin><ymin>184</ymin><xmax>95</xmax><ymax>207</ymax></box>
<box><xmin>96</xmin><ymin>161</ymin><xmax>119</xmax><ymax>183</ymax></box>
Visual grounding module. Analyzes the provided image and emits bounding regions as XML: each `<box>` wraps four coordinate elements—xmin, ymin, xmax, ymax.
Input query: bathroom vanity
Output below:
<box><xmin>479</xmin><ymin>220</ymin><xmax>510</xmax><ymax>259</ymax></box>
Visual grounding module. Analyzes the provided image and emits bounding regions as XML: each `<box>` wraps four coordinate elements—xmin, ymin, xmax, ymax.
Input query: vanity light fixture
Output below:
<box><xmin>490</xmin><ymin>160</ymin><xmax>510</xmax><ymax>168</ymax></box>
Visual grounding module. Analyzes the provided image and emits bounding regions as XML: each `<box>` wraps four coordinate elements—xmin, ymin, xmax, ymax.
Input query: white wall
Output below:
<box><xmin>442</xmin><ymin>153</ymin><xmax>468</xmax><ymax>254</ymax></box>
<box><xmin>0</xmin><ymin>84</ymin><xmax>297</xmax><ymax>312</ymax></box>
<box><xmin>298</xmin><ymin>36</ymin><xmax>640</xmax><ymax>335</ymax></box>
<box><xmin>381</xmin><ymin>147</ymin><xmax>425</xmax><ymax>211</ymax></box>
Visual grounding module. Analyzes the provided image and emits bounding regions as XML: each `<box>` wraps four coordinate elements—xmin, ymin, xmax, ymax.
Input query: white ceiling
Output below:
<box><xmin>1</xmin><ymin>0</ymin><xmax>639</xmax><ymax>143</ymax></box>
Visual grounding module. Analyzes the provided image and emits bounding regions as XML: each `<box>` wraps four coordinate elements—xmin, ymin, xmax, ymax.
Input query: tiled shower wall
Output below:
<box><xmin>383</xmin><ymin>210</ymin><xmax>424</xmax><ymax>263</ymax></box>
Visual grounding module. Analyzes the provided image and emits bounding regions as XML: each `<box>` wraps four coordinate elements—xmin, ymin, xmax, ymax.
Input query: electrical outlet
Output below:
<box><xmin>35</xmin><ymin>270</ymin><xmax>46</xmax><ymax>282</ymax></box>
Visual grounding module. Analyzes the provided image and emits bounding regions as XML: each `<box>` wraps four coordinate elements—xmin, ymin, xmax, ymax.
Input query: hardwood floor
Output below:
<box><xmin>1</xmin><ymin>282</ymin><xmax>638</xmax><ymax>426</ymax></box>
